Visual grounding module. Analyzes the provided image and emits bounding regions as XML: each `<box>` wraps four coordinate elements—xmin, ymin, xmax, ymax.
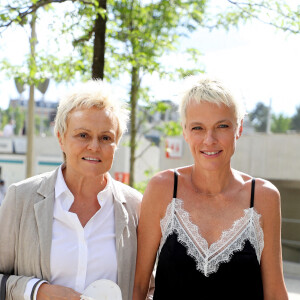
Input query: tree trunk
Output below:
<box><xmin>92</xmin><ymin>0</ymin><xmax>107</xmax><ymax>79</ymax></box>
<box><xmin>129</xmin><ymin>66</ymin><xmax>139</xmax><ymax>187</ymax></box>
<box><xmin>26</xmin><ymin>13</ymin><xmax>37</xmax><ymax>178</ymax></box>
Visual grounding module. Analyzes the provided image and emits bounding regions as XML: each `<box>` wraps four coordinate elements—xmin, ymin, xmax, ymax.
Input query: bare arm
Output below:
<box><xmin>133</xmin><ymin>171</ymin><xmax>173</xmax><ymax>300</ymax></box>
<box><xmin>256</xmin><ymin>180</ymin><xmax>288</xmax><ymax>300</ymax></box>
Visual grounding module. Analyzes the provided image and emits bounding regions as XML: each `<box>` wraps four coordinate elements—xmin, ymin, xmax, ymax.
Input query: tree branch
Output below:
<box><xmin>228</xmin><ymin>0</ymin><xmax>299</xmax><ymax>20</ymax></box>
<box><xmin>73</xmin><ymin>26</ymin><xmax>95</xmax><ymax>46</ymax></box>
<box><xmin>137</xmin><ymin>121</ymin><xmax>160</xmax><ymax>140</ymax></box>
<box><xmin>0</xmin><ymin>0</ymin><xmax>96</xmax><ymax>29</ymax></box>
<box><xmin>134</xmin><ymin>143</ymin><xmax>153</xmax><ymax>160</ymax></box>
<box><xmin>226</xmin><ymin>0</ymin><xmax>300</xmax><ymax>34</ymax></box>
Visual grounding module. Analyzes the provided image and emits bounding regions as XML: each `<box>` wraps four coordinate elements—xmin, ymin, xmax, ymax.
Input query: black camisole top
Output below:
<box><xmin>153</xmin><ymin>170</ymin><xmax>264</xmax><ymax>300</ymax></box>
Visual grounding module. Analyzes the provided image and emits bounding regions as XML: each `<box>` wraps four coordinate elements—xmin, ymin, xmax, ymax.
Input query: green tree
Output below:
<box><xmin>0</xmin><ymin>0</ymin><xmax>107</xmax><ymax>80</ymax></box>
<box><xmin>291</xmin><ymin>105</ymin><xmax>300</xmax><ymax>131</ymax></box>
<box><xmin>271</xmin><ymin>113</ymin><xmax>291</xmax><ymax>133</ymax></box>
<box><xmin>0</xmin><ymin>106</ymin><xmax>25</xmax><ymax>135</ymax></box>
<box><xmin>220</xmin><ymin>1</ymin><xmax>300</xmax><ymax>34</ymax></box>
<box><xmin>249</xmin><ymin>102</ymin><xmax>269</xmax><ymax>132</ymax></box>
<box><xmin>1</xmin><ymin>0</ymin><xmax>300</xmax><ymax>185</ymax></box>
<box><xmin>108</xmin><ymin>0</ymin><xmax>207</xmax><ymax>185</ymax></box>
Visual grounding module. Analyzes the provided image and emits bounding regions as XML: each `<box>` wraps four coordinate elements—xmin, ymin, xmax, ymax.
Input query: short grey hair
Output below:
<box><xmin>179</xmin><ymin>75</ymin><xmax>246</xmax><ymax>130</ymax></box>
<box><xmin>54</xmin><ymin>80</ymin><xmax>129</xmax><ymax>144</ymax></box>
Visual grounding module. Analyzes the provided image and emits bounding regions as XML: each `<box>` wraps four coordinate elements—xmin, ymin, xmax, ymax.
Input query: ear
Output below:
<box><xmin>182</xmin><ymin>123</ymin><xmax>188</xmax><ymax>142</ymax></box>
<box><xmin>57</xmin><ymin>131</ymin><xmax>64</xmax><ymax>151</ymax></box>
<box><xmin>236</xmin><ymin>120</ymin><xmax>243</xmax><ymax>140</ymax></box>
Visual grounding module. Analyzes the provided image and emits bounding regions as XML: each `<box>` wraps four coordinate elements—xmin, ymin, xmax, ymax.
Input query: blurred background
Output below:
<box><xmin>0</xmin><ymin>0</ymin><xmax>300</xmax><ymax>297</ymax></box>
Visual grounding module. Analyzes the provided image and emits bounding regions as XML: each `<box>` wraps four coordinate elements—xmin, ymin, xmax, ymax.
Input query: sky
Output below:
<box><xmin>0</xmin><ymin>3</ymin><xmax>300</xmax><ymax>117</ymax></box>
<box><xmin>147</xmin><ymin>22</ymin><xmax>300</xmax><ymax>117</ymax></box>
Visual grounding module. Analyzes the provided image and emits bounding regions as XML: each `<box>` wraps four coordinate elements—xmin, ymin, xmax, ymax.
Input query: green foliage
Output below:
<box><xmin>133</xmin><ymin>167</ymin><xmax>157</xmax><ymax>194</ymax></box>
<box><xmin>133</xmin><ymin>180</ymin><xmax>147</xmax><ymax>194</ymax></box>
<box><xmin>1</xmin><ymin>0</ymin><xmax>300</xmax><ymax>87</ymax></box>
<box><xmin>2</xmin><ymin>0</ymin><xmax>300</xmax><ymax>186</ymax></box>
<box><xmin>214</xmin><ymin>0</ymin><xmax>300</xmax><ymax>34</ymax></box>
<box><xmin>107</xmin><ymin>0</ymin><xmax>209</xmax><ymax>186</ymax></box>
<box><xmin>291</xmin><ymin>105</ymin><xmax>300</xmax><ymax>131</ymax></box>
<box><xmin>249</xmin><ymin>102</ymin><xmax>269</xmax><ymax>132</ymax></box>
<box><xmin>0</xmin><ymin>106</ymin><xmax>25</xmax><ymax>135</ymax></box>
<box><xmin>160</xmin><ymin>120</ymin><xmax>183</xmax><ymax>137</ymax></box>
<box><xmin>14</xmin><ymin>107</ymin><xmax>25</xmax><ymax>135</ymax></box>
<box><xmin>34</xmin><ymin>115</ymin><xmax>41</xmax><ymax>135</ymax></box>
<box><xmin>271</xmin><ymin>113</ymin><xmax>291</xmax><ymax>133</ymax></box>
<box><xmin>249</xmin><ymin>103</ymin><xmax>296</xmax><ymax>133</ymax></box>
<box><xmin>0</xmin><ymin>106</ymin><xmax>55</xmax><ymax>136</ymax></box>
<box><xmin>106</xmin><ymin>0</ymin><xmax>207</xmax><ymax>81</ymax></box>
<box><xmin>0</xmin><ymin>0</ymin><xmax>98</xmax><ymax>85</ymax></box>
<box><xmin>0</xmin><ymin>47</ymin><xmax>92</xmax><ymax>85</ymax></box>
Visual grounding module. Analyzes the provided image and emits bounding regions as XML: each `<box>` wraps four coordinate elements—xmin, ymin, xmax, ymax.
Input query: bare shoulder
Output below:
<box><xmin>235</xmin><ymin>170</ymin><xmax>280</xmax><ymax>214</ymax></box>
<box><xmin>144</xmin><ymin>169</ymin><xmax>175</xmax><ymax>200</ymax></box>
<box><xmin>252</xmin><ymin>177</ymin><xmax>281</xmax><ymax>219</ymax></box>
<box><xmin>142</xmin><ymin>169</ymin><xmax>176</xmax><ymax>218</ymax></box>
<box><xmin>236</xmin><ymin>170</ymin><xmax>280</xmax><ymax>204</ymax></box>
<box><xmin>254</xmin><ymin>178</ymin><xmax>280</xmax><ymax>204</ymax></box>
<box><xmin>146</xmin><ymin>169</ymin><xmax>175</xmax><ymax>190</ymax></box>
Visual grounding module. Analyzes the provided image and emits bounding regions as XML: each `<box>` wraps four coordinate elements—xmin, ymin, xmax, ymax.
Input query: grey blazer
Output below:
<box><xmin>0</xmin><ymin>167</ymin><xmax>142</xmax><ymax>300</ymax></box>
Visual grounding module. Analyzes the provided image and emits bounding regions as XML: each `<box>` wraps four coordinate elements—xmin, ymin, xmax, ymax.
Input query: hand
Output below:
<box><xmin>37</xmin><ymin>283</ymin><xmax>81</xmax><ymax>300</ymax></box>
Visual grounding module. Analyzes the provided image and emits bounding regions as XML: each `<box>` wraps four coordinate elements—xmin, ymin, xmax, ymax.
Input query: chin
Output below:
<box><xmin>200</xmin><ymin>162</ymin><xmax>223</xmax><ymax>171</ymax></box>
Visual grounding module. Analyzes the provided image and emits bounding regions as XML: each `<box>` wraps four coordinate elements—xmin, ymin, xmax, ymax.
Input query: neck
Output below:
<box><xmin>191</xmin><ymin>165</ymin><xmax>234</xmax><ymax>196</ymax></box>
<box><xmin>62</xmin><ymin>168</ymin><xmax>107</xmax><ymax>199</ymax></box>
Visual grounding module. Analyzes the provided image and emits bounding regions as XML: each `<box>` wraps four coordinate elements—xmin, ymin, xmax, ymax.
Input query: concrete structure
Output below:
<box><xmin>0</xmin><ymin>136</ymin><xmax>62</xmax><ymax>186</ymax></box>
<box><xmin>284</xmin><ymin>261</ymin><xmax>300</xmax><ymax>298</ymax></box>
<box><xmin>232</xmin><ymin>134</ymin><xmax>300</xmax><ymax>263</ymax></box>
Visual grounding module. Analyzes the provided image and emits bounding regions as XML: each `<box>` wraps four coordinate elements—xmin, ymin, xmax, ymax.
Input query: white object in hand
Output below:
<box><xmin>80</xmin><ymin>279</ymin><xmax>122</xmax><ymax>300</ymax></box>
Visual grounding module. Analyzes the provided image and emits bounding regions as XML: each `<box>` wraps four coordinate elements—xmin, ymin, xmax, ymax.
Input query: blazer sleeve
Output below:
<box><xmin>0</xmin><ymin>185</ymin><xmax>33</xmax><ymax>299</ymax></box>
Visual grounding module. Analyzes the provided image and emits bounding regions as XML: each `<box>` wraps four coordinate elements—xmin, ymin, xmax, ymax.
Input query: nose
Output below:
<box><xmin>87</xmin><ymin>138</ymin><xmax>101</xmax><ymax>151</ymax></box>
<box><xmin>203</xmin><ymin>129</ymin><xmax>217</xmax><ymax>145</ymax></box>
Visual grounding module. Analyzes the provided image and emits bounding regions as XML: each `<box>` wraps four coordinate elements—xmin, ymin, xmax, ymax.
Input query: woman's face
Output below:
<box><xmin>183</xmin><ymin>100</ymin><xmax>242</xmax><ymax>171</ymax></box>
<box><xmin>58</xmin><ymin>106</ymin><xmax>118</xmax><ymax>179</ymax></box>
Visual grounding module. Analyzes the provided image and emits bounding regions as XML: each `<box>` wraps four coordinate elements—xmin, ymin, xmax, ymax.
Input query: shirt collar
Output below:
<box><xmin>55</xmin><ymin>165</ymin><xmax>74</xmax><ymax>211</ymax></box>
<box><xmin>97</xmin><ymin>173</ymin><xmax>112</xmax><ymax>208</ymax></box>
<box><xmin>55</xmin><ymin>165</ymin><xmax>113</xmax><ymax>212</ymax></box>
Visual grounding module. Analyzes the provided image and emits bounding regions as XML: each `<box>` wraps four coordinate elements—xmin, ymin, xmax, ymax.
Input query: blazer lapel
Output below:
<box><xmin>33</xmin><ymin>168</ymin><xmax>58</xmax><ymax>281</ymax></box>
<box><xmin>111</xmin><ymin>179</ymin><xmax>129</xmax><ymax>287</ymax></box>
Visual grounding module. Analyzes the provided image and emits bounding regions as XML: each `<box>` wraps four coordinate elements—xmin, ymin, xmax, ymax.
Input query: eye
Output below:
<box><xmin>218</xmin><ymin>124</ymin><xmax>229</xmax><ymax>128</ymax></box>
<box><xmin>192</xmin><ymin>126</ymin><xmax>203</xmax><ymax>131</ymax></box>
<box><xmin>79</xmin><ymin>133</ymin><xmax>88</xmax><ymax>138</ymax></box>
<box><xmin>102</xmin><ymin>135</ymin><xmax>112</xmax><ymax>141</ymax></box>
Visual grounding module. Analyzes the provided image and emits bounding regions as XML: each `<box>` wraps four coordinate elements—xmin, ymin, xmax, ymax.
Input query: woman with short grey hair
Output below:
<box><xmin>133</xmin><ymin>75</ymin><xmax>288</xmax><ymax>300</ymax></box>
<box><xmin>0</xmin><ymin>80</ymin><xmax>146</xmax><ymax>300</ymax></box>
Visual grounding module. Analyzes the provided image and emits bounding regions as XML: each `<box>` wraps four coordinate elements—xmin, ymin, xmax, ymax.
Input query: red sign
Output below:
<box><xmin>114</xmin><ymin>172</ymin><xmax>130</xmax><ymax>184</ymax></box>
<box><xmin>165</xmin><ymin>137</ymin><xmax>183</xmax><ymax>158</ymax></box>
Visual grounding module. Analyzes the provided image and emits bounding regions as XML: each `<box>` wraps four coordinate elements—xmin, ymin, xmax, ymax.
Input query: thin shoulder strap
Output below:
<box><xmin>173</xmin><ymin>169</ymin><xmax>179</xmax><ymax>199</ymax></box>
<box><xmin>250</xmin><ymin>178</ymin><xmax>256</xmax><ymax>208</ymax></box>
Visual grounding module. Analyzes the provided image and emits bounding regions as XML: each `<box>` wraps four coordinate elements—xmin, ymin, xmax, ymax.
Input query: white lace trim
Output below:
<box><xmin>159</xmin><ymin>198</ymin><xmax>264</xmax><ymax>277</ymax></box>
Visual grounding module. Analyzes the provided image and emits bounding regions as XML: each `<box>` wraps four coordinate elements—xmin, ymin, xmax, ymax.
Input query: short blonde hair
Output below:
<box><xmin>179</xmin><ymin>75</ymin><xmax>245</xmax><ymax>130</ymax></box>
<box><xmin>54</xmin><ymin>80</ymin><xmax>129</xmax><ymax>143</ymax></box>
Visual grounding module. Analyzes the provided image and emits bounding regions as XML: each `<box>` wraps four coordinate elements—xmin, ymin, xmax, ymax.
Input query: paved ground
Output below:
<box><xmin>285</xmin><ymin>274</ymin><xmax>300</xmax><ymax>299</ymax></box>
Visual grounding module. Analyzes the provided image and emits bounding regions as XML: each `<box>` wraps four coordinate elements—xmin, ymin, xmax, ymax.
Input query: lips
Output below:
<box><xmin>82</xmin><ymin>157</ymin><xmax>102</xmax><ymax>162</ymax></box>
<box><xmin>200</xmin><ymin>150</ymin><xmax>222</xmax><ymax>156</ymax></box>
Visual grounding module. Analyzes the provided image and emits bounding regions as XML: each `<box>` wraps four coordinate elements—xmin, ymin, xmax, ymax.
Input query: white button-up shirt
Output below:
<box><xmin>25</xmin><ymin>166</ymin><xmax>117</xmax><ymax>299</ymax></box>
